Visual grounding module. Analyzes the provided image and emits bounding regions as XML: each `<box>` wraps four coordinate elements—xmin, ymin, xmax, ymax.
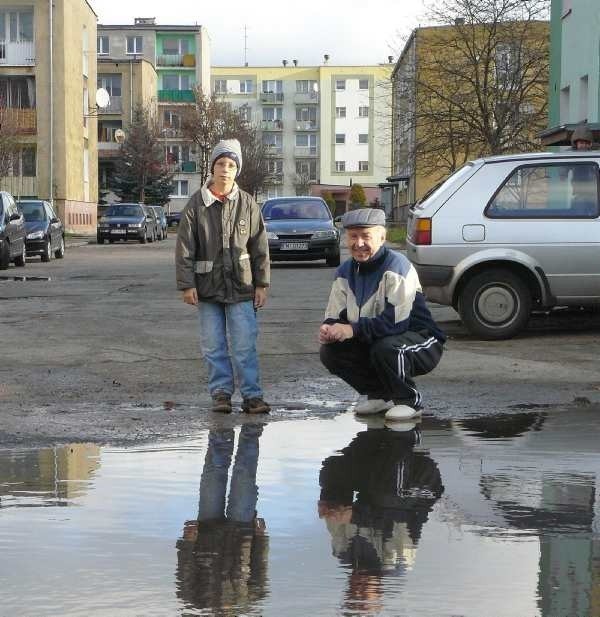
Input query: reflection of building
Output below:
<box><xmin>97</xmin><ymin>18</ymin><xmax>211</xmax><ymax>212</ymax></box>
<box><xmin>0</xmin><ymin>0</ymin><xmax>99</xmax><ymax>233</ymax></box>
<box><xmin>0</xmin><ymin>443</ymin><xmax>100</xmax><ymax>505</ymax></box>
<box><xmin>176</xmin><ymin>424</ymin><xmax>268</xmax><ymax>614</ymax></box>
<box><xmin>211</xmin><ymin>62</ymin><xmax>392</xmax><ymax>212</ymax></box>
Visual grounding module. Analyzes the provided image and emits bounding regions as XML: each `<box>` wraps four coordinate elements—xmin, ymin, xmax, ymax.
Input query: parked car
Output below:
<box><xmin>0</xmin><ymin>190</ymin><xmax>26</xmax><ymax>269</ymax></box>
<box><xmin>167</xmin><ymin>211</ymin><xmax>181</xmax><ymax>227</ymax></box>
<box><xmin>261</xmin><ymin>196</ymin><xmax>340</xmax><ymax>266</ymax></box>
<box><xmin>18</xmin><ymin>199</ymin><xmax>65</xmax><ymax>261</ymax></box>
<box><xmin>406</xmin><ymin>151</ymin><xmax>600</xmax><ymax>339</ymax></box>
<box><xmin>97</xmin><ymin>203</ymin><xmax>157</xmax><ymax>244</ymax></box>
<box><xmin>149</xmin><ymin>205</ymin><xmax>168</xmax><ymax>240</ymax></box>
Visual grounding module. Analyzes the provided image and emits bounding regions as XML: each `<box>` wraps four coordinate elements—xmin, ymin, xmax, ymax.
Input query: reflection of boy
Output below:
<box><xmin>318</xmin><ymin>427</ymin><xmax>444</xmax><ymax>577</ymax></box>
<box><xmin>175</xmin><ymin>424</ymin><xmax>268</xmax><ymax>613</ymax></box>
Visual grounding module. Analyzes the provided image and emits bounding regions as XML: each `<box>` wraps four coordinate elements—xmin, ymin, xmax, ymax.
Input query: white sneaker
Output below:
<box><xmin>384</xmin><ymin>420</ymin><xmax>418</xmax><ymax>432</ymax></box>
<box><xmin>354</xmin><ymin>398</ymin><xmax>394</xmax><ymax>415</ymax></box>
<box><xmin>385</xmin><ymin>404</ymin><xmax>422</xmax><ymax>421</ymax></box>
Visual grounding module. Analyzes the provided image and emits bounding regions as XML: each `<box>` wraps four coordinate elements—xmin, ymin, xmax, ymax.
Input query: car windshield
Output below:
<box><xmin>106</xmin><ymin>205</ymin><xmax>144</xmax><ymax>217</ymax></box>
<box><xmin>413</xmin><ymin>163</ymin><xmax>476</xmax><ymax>210</ymax></box>
<box><xmin>263</xmin><ymin>199</ymin><xmax>330</xmax><ymax>220</ymax></box>
<box><xmin>19</xmin><ymin>202</ymin><xmax>47</xmax><ymax>222</ymax></box>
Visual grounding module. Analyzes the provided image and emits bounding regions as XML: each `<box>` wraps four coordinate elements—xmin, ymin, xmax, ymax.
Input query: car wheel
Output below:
<box><xmin>14</xmin><ymin>243</ymin><xmax>26</xmax><ymax>267</ymax></box>
<box><xmin>0</xmin><ymin>241</ymin><xmax>9</xmax><ymax>270</ymax></box>
<box><xmin>458</xmin><ymin>269</ymin><xmax>531</xmax><ymax>340</ymax></box>
<box><xmin>55</xmin><ymin>236</ymin><xmax>65</xmax><ymax>258</ymax></box>
<box><xmin>326</xmin><ymin>253</ymin><xmax>341</xmax><ymax>267</ymax></box>
<box><xmin>140</xmin><ymin>228</ymin><xmax>148</xmax><ymax>244</ymax></box>
<box><xmin>41</xmin><ymin>237</ymin><xmax>52</xmax><ymax>262</ymax></box>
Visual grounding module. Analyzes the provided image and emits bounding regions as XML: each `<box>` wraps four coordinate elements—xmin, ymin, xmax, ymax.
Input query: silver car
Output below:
<box><xmin>406</xmin><ymin>151</ymin><xmax>600</xmax><ymax>339</ymax></box>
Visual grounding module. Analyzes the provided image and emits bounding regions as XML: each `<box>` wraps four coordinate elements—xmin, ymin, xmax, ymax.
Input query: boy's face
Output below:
<box><xmin>213</xmin><ymin>156</ymin><xmax>238</xmax><ymax>182</ymax></box>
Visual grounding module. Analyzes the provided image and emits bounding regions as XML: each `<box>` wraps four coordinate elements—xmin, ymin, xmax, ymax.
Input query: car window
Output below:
<box><xmin>486</xmin><ymin>163</ymin><xmax>600</xmax><ymax>218</ymax></box>
<box><xmin>413</xmin><ymin>163</ymin><xmax>475</xmax><ymax>210</ymax></box>
<box><xmin>20</xmin><ymin>202</ymin><xmax>47</xmax><ymax>222</ymax></box>
<box><xmin>263</xmin><ymin>199</ymin><xmax>330</xmax><ymax>220</ymax></box>
<box><xmin>106</xmin><ymin>205</ymin><xmax>144</xmax><ymax>217</ymax></box>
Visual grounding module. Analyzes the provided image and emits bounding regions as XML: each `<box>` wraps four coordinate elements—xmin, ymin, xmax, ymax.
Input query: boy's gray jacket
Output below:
<box><xmin>175</xmin><ymin>181</ymin><xmax>270</xmax><ymax>303</ymax></box>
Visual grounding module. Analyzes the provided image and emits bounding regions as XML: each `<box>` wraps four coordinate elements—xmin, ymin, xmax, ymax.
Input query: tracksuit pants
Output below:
<box><xmin>320</xmin><ymin>331</ymin><xmax>443</xmax><ymax>409</ymax></box>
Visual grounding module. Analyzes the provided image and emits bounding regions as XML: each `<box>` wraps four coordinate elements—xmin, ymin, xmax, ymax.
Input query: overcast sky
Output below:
<box><xmin>91</xmin><ymin>0</ymin><xmax>430</xmax><ymax>66</ymax></box>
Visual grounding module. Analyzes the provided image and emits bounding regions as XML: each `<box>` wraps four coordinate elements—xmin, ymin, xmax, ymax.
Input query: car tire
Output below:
<box><xmin>41</xmin><ymin>237</ymin><xmax>52</xmax><ymax>262</ymax></box>
<box><xmin>55</xmin><ymin>236</ymin><xmax>65</xmax><ymax>258</ymax></box>
<box><xmin>14</xmin><ymin>243</ymin><xmax>26</xmax><ymax>267</ymax></box>
<box><xmin>0</xmin><ymin>241</ymin><xmax>9</xmax><ymax>270</ymax></box>
<box><xmin>326</xmin><ymin>253</ymin><xmax>341</xmax><ymax>267</ymax></box>
<box><xmin>458</xmin><ymin>269</ymin><xmax>531</xmax><ymax>340</ymax></box>
<box><xmin>140</xmin><ymin>229</ymin><xmax>148</xmax><ymax>244</ymax></box>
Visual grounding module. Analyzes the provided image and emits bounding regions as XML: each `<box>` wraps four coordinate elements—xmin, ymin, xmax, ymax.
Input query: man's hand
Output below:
<box><xmin>319</xmin><ymin>323</ymin><xmax>354</xmax><ymax>344</ymax></box>
<box><xmin>182</xmin><ymin>288</ymin><xmax>198</xmax><ymax>305</ymax></box>
<box><xmin>254</xmin><ymin>286</ymin><xmax>268</xmax><ymax>309</ymax></box>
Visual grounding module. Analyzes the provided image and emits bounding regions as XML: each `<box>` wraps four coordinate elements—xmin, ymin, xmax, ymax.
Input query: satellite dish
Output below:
<box><xmin>114</xmin><ymin>128</ymin><xmax>126</xmax><ymax>144</ymax></box>
<box><xmin>96</xmin><ymin>88</ymin><xmax>110</xmax><ymax>109</ymax></box>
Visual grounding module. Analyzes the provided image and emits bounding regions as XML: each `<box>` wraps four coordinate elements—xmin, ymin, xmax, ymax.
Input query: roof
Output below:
<box><xmin>98</xmin><ymin>24</ymin><xmax>202</xmax><ymax>32</ymax></box>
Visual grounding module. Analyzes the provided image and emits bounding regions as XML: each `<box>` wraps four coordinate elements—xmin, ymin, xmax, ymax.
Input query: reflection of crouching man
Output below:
<box><xmin>319</xmin><ymin>209</ymin><xmax>446</xmax><ymax>421</ymax></box>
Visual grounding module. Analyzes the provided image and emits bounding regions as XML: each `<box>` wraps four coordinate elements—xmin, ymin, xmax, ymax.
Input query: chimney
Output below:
<box><xmin>293</xmin><ymin>59</ymin><xmax>298</xmax><ymax>67</ymax></box>
<box><xmin>134</xmin><ymin>17</ymin><xmax>156</xmax><ymax>25</ymax></box>
<box><xmin>454</xmin><ymin>17</ymin><xmax>465</xmax><ymax>25</ymax></box>
<box><xmin>324</xmin><ymin>54</ymin><xmax>330</xmax><ymax>64</ymax></box>
<box><xmin>388</xmin><ymin>55</ymin><xmax>394</xmax><ymax>63</ymax></box>
<box><xmin>282</xmin><ymin>59</ymin><xmax>288</xmax><ymax>67</ymax></box>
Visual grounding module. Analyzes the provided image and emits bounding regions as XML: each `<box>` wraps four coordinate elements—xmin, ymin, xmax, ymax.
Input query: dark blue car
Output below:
<box><xmin>18</xmin><ymin>199</ymin><xmax>65</xmax><ymax>262</ymax></box>
<box><xmin>261</xmin><ymin>197</ymin><xmax>340</xmax><ymax>267</ymax></box>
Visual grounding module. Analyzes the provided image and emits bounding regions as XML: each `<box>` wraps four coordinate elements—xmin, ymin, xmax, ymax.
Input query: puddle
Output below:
<box><xmin>1</xmin><ymin>409</ymin><xmax>600</xmax><ymax>616</ymax></box>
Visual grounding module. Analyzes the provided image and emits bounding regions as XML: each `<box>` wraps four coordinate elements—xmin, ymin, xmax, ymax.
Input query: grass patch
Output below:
<box><xmin>386</xmin><ymin>225</ymin><xmax>407</xmax><ymax>245</ymax></box>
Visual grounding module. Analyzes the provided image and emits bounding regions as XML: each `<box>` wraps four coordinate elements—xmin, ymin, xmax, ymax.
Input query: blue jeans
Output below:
<box><xmin>197</xmin><ymin>300</ymin><xmax>262</xmax><ymax>399</ymax></box>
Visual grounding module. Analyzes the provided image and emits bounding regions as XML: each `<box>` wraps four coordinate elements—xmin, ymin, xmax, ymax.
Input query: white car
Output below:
<box><xmin>406</xmin><ymin>151</ymin><xmax>600</xmax><ymax>339</ymax></box>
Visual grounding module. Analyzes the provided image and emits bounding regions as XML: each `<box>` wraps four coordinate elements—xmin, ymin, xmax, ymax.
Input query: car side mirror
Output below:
<box><xmin>50</xmin><ymin>216</ymin><xmax>59</xmax><ymax>224</ymax></box>
<box><xmin>9</xmin><ymin>212</ymin><xmax>21</xmax><ymax>221</ymax></box>
<box><xmin>146</xmin><ymin>215</ymin><xmax>152</xmax><ymax>221</ymax></box>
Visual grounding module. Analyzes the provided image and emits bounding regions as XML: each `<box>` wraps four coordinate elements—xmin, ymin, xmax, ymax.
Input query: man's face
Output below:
<box><xmin>213</xmin><ymin>156</ymin><xmax>238</xmax><ymax>183</ymax></box>
<box><xmin>346</xmin><ymin>225</ymin><xmax>386</xmax><ymax>262</ymax></box>
<box><xmin>575</xmin><ymin>139</ymin><xmax>592</xmax><ymax>151</ymax></box>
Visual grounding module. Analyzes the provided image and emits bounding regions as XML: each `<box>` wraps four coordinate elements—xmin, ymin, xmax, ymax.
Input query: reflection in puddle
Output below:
<box><xmin>1</xmin><ymin>410</ymin><xmax>600</xmax><ymax>616</ymax></box>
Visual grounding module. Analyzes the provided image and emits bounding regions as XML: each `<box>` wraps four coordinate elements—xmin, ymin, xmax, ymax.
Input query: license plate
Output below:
<box><xmin>281</xmin><ymin>242</ymin><xmax>308</xmax><ymax>251</ymax></box>
<box><xmin>111</xmin><ymin>229</ymin><xmax>126</xmax><ymax>234</ymax></box>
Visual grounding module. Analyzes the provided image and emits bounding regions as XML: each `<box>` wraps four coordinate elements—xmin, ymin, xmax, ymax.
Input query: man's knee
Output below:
<box><xmin>369</xmin><ymin>337</ymin><xmax>395</xmax><ymax>364</ymax></box>
<box><xmin>320</xmin><ymin>343</ymin><xmax>337</xmax><ymax>370</ymax></box>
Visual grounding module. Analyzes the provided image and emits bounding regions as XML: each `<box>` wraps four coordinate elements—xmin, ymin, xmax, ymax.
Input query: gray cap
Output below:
<box><xmin>342</xmin><ymin>208</ymin><xmax>386</xmax><ymax>229</ymax></box>
<box><xmin>210</xmin><ymin>138</ymin><xmax>242</xmax><ymax>177</ymax></box>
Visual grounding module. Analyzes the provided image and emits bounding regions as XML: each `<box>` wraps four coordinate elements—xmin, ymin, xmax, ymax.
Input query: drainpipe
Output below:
<box><xmin>130</xmin><ymin>59</ymin><xmax>133</xmax><ymax>122</ymax></box>
<box><xmin>48</xmin><ymin>0</ymin><xmax>53</xmax><ymax>206</ymax></box>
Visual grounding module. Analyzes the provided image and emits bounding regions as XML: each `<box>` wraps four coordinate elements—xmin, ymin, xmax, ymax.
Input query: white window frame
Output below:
<box><xmin>335</xmin><ymin>161</ymin><xmax>346</xmax><ymax>172</ymax></box>
<box><xmin>335</xmin><ymin>79</ymin><xmax>346</xmax><ymax>91</ymax></box>
<box><xmin>170</xmin><ymin>179</ymin><xmax>189</xmax><ymax>198</ymax></box>
<box><xmin>240</xmin><ymin>79</ymin><xmax>253</xmax><ymax>93</ymax></box>
<box><xmin>214</xmin><ymin>79</ymin><xmax>227</xmax><ymax>94</ymax></box>
<box><xmin>97</xmin><ymin>35</ymin><xmax>109</xmax><ymax>55</ymax></box>
<box><xmin>126</xmin><ymin>35</ymin><xmax>143</xmax><ymax>55</ymax></box>
<box><xmin>358</xmin><ymin>106</ymin><xmax>369</xmax><ymax>118</ymax></box>
<box><xmin>335</xmin><ymin>106</ymin><xmax>346</xmax><ymax>118</ymax></box>
<box><xmin>358</xmin><ymin>160</ymin><xmax>369</xmax><ymax>172</ymax></box>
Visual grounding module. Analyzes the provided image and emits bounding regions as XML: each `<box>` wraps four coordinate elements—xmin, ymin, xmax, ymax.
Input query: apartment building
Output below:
<box><xmin>97</xmin><ymin>18</ymin><xmax>211</xmax><ymax>210</ymax></box>
<box><xmin>211</xmin><ymin>62</ymin><xmax>392</xmax><ymax>211</ymax></box>
<box><xmin>0</xmin><ymin>0</ymin><xmax>98</xmax><ymax>233</ymax></box>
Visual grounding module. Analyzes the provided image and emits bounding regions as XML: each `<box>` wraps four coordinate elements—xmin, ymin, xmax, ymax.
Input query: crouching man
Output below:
<box><xmin>319</xmin><ymin>208</ymin><xmax>446</xmax><ymax>421</ymax></box>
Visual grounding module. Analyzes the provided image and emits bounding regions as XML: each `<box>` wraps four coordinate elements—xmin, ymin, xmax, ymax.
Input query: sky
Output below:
<box><xmin>91</xmin><ymin>0</ymin><xmax>430</xmax><ymax>66</ymax></box>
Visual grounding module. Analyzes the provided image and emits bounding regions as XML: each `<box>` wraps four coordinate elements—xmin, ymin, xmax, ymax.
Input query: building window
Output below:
<box><xmin>358</xmin><ymin>133</ymin><xmax>368</xmax><ymax>144</ymax></box>
<box><xmin>335</xmin><ymin>161</ymin><xmax>346</xmax><ymax>172</ymax></box>
<box><xmin>97</xmin><ymin>35</ymin><xmax>109</xmax><ymax>55</ymax></box>
<box><xmin>335</xmin><ymin>107</ymin><xmax>346</xmax><ymax>118</ymax></box>
<box><xmin>335</xmin><ymin>79</ymin><xmax>346</xmax><ymax>91</ymax></box>
<box><xmin>1</xmin><ymin>10</ymin><xmax>33</xmax><ymax>42</ymax></box>
<box><xmin>262</xmin><ymin>79</ymin><xmax>282</xmax><ymax>93</ymax></box>
<box><xmin>296</xmin><ymin>80</ymin><xmax>317</xmax><ymax>93</ymax></box>
<box><xmin>170</xmin><ymin>180</ymin><xmax>189</xmax><ymax>197</ymax></box>
<box><xmin>240</xmin><ymin>79</ymin><xmax>253</xmax><ymax>93</ymax></box>
<box><xmin>214</xmin><ymin>79</ymin><xmax>227</xmax><ymax>94</ymax></box>
<box><xmin>359</xmin><ymin>78</ymin><xmax>369</xmax><ymax>90</ymax></box>
<box><xmin>263</xmin><ymin>133</ymin><xmax>283</xmax><ymax>150</ymax></box>
<box><xmin>21</xmin><ymin>147</ymin><xmax>36</xmax><ymax>176</ymax></box>
<box><xmin>358</xmin><ymin>160</ymin><xmax>369</xmax><ymax>172</ymax></box>
<box><xmin>163</xmin><ymin>38</ymin><xmax>189</xmax><ymax>55</ymax></box>
<box><xmin>296</xmin><ymin>159</ymin><xmax>317</xmax><ymax>180</ymax></box>
<box><xmin>359</xmin><ymin>106</ymin><xmax>369</xmax><ymax>118</ymax></box>
<box><xmin>126</xmin><ymin>36</ymin><xmax>143</xmax><ymax>55</ymax></box>
<box><xmin>295</xmin><ymin>134</ymin><xmax>316</xmax><ymax>148</ymax></box>
<box><xmin>296</xmin><ymin>106</ymin><xmax>317</xmax><ymax>123</ymax></box>
<box><xmin>164</xmin><ymin>74</ymin><xmax>190</xmax><ymax>91</ymax></box>
<box><xmin>560</xmin><ymin>86</ymin><xmax>570</xmax><ymax>124</ymax></box>
<box><xmin>266</xmin><ymin>159</ymin><xmax>283</xmax><ymax>174</ymax></box>
<box><xmin>97</xmin><ymin>74</ymin><xmax>122</xmax><ymax>96</ymax></box>
<box><xmin>335</xmin><ymin>134</ymin><xmax>345</xmax><ymax>144</ymax></box>
<box><xmin>163</xmin><ymin>110</ymin><xmax>181</xmax><ymax>128</ymax></box>
<box><xmin>237</xmin><ymin>104</ymin><xmax>251</xmax><ymax>122</ymax></box>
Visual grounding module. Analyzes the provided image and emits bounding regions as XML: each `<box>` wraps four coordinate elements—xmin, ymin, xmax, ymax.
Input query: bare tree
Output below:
<box><xmin>0</xmin><ymin>105</ymin><xmax>22</xmax><ymax>182</ymax></box>
<box><xmin>393</xmin><ymin>0</ymin><xmax>550</xmax><ymax>179</ymax></box>
<box><xmin>237</xmin><ymin>124</ymin><xmax>269</xmax><ymax>198</ymax></box>
<box><xmin>294</xmin><ymin>170</ymin><xmax>313</xmax><ymax>196</ymax></box>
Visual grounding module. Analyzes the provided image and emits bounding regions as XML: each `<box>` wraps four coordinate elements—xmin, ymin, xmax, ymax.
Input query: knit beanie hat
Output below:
<box><xmin>571</xmin><ymin>122</ymin><xmax>593</xmax><ymax>146</ymax></box>
<box><xmin>210</xmin><ymin>138</ymin><xmax>243</xmax><ymax>177</ymax></box>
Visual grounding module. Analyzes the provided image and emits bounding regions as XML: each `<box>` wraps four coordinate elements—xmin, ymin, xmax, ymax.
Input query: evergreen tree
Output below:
<box><xmin>349</xmin><ymin>183</ymin><xmax>368</xmax><ymax>207</ymax></box>
<box><xmin>112</xmin><ymin>105</ymin><xmax>173</xmax><ymax>205</ymax></box>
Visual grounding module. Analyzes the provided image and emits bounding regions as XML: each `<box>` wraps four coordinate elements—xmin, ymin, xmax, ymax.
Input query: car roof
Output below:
<box><xmin>263</xmin><ymin>196</ymin><xmax>326</xmax><ymax>202</ymax></box>
<box><xmin>473</xmin><ymin>151</ymin><xmax>600</xmax><ymax>165</ymax></box>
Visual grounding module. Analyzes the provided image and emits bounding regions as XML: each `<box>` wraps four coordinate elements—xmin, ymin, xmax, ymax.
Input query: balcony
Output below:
<box><xmin>295</xmin><ymin>120</ymin><xmax>318</xmax><ymax>131</ymax></box>
<box><xmin>294</xmin><ymin>91</ymin><xmax>318</xmax><ymax>104</ymax></box>
<box><xmin>294</xmin><ymin>146</ymin><xmax>318</xmax><ymax>157</ymax></box>
<box><xmin>157</xmin><ymin>53</ymin><xmax>196</xmax><ymax>68</ymax></box>
<box><xmin>99</xmin><ymin>96</ymin><xmax>122</xmax><ymax>114</ymax></box>
<box><xmin>0</xmin><ymin>175</ymin><xmax>37</xmax><ymax>197</ymax></box>
<box><xmin>167</xmin><ymin>161</ymin><xmax>197</xmax><ymax>173</ymax></box>
<box><xmin>263</xmin><ymin>144</ymin><xmax>283</xmax><ymax>155</ymax></box>
<box><xmin>260</xmin><ymin>92</ymin><xmax>284</xmax><ymax>104</ymax></box>
<box><xmin>98</xmin><ymin>142</ymin><xmax>121</xmax><ymax>158</ymax></box>
<box><xmin>1</xmin><ymin>108</ymin><xmax>36</xmax><ymax>134</ymax></box>
<box><xmin>261</xmin><ymin>120</ymin><xmax>283</xmax><ymax>131</ymax></box>
<box><xmin>161</xmin><ymin>125</ymin><xmax>183</xmax><ymax>138</ymax></box>
<box><xmin>158</xmin><ymin>90</ymin><xmax>195</xmax><ymax>103</ymax></box>
<box><xmin>0</xmin><ymin>40</ymin><xmax>35</xmax><ymax>66</ymax></box>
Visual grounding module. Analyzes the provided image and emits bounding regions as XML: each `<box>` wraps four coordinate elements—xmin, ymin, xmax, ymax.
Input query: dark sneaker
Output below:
<box><xmin>242</xmin><ymin>397</ymin><xmax>270</xmax><ymax>414</ymax></box>
<box><xmin>211</xmin><ymin>393</ymin><xmax>232</xmax><ymax>413</ymax></box>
